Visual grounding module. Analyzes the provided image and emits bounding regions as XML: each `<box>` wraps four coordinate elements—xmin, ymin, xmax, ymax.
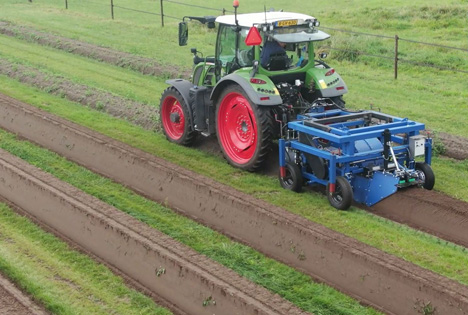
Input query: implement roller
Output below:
<box><xmin>279</xmin><ymin>106</ymin><xmax>434</xmax><ymax>210</ymax></box>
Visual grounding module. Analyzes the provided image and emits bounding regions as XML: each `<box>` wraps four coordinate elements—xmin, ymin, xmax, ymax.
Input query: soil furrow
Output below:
<box><xmin>1</xmin><ymin>94</ymin><xmax>468</xmax><ymax>314</ymax></box>
<box><xmin>0</xmin><ymin>272</ymin><xmax>48</xmax><ymax>315</ymax></box>
<box><xmin>0</xmin><ymin>21</ymin><xmax>191</xmax><ymax>79</ymax></box>
<box><xmin>369</xmin><ymin>188</ymin><xmax>468</xmax><ymax>248</ymax></box>
<box><xmin>0</xmin><ymin>59</ymin><xmax>160</xmax><ymax>131</ymax></box>
<box><xmin>0</xmin><ymin>149</ymin><xmax>305</xmax><ymax>315</ymax></box>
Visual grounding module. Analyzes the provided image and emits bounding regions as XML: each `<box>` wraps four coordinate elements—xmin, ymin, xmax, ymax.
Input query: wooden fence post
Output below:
<box><xmin>160</xmin><ymin>0</ymin><xmax>164</xmax><ymax>27</ymax></box>
<box><xmin>65</xmin><ymin>0</ymin><xmax>68</xmax><ymax>9</ymax></box>
<box><xmin>394</xmin><ymin>35</ymin><xmax>399</xmax><ymax>79</ymax></box>
<box><xmin>110</xmin><ymin>0</ymin><xmax>114</xmax><ymax>19</ymax></box>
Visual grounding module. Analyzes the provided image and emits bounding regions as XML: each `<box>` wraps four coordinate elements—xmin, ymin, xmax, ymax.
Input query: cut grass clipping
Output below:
<box><xmin>0</xmin><ymin>203</ymin><xmax>171</xmax><ymax>315</ymax></box>
<box><xmin>2</xmin><ymin>76</ymin><xmax>468</xmax><ymax>290</ymax></box>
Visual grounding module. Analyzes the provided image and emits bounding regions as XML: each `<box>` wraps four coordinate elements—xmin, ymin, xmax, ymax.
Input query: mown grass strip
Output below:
<box><xmin>0</xmin><ymin>203</ymin><xmax>171</xmax><ymax>315</ymax></box>
<box><xmin>1</xmin><ymin>76</ymin><xmax>468</xmax><ymax>289</ymax></box>
<box><xmin>0</xmin><ymin>35</ymin><xmax>166</xmax><ymax>106</ymax></box>
<box><xmin>1</xmin><ymin>27</ymin><xmax>467</xmax><ymax>138</ymax></box>
<box><xmin>0</xmin><ymin>122</ymin><xmax>379</xmax><ymax>315</ymax></box>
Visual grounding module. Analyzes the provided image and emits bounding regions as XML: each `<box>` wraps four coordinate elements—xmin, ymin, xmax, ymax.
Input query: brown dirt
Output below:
<box><xmin>0</xmin><ymin>21</ymin><xmax>191</xmax><ymax>79</ymax></box>
<box><xmin>1</xmin><ymin>21</ymin><xmax>467</xmax><ymax>162</ymax></box>
<box><xmin>0</xmin><ymin>272</ymin><xmax>48</xmax><ymax>315</ymax></box>
<box><xmin>438</xmin><ymin>132</ymin><xmax>468</xmax><ymax>160</ymax></box>
<box><xmin>0</xmin><ymin>149</ymin><xmax>305</xmax><ymax>315</ymax></box>
<box><xmin>0</xmin><ymin>59</ymin><xmax>160</xmax><ymax>132</ymax></box>
<box><xmin>369</xmin><ymin>187</ymin><xmax>468</xmax><ymax>248</ymax></box>
<box><xmin>2</xmin><ymin>94</ymin><xmax>468</xmax><ymax>315</ymax></box>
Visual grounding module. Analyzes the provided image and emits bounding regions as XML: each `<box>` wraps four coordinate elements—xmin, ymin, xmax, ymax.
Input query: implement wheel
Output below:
<box><xmin>216</xmin><ymin>85</ymin><xmax>273</xmax><ymax>171</ymax></box>
<box><xmin>416</xmin><ymin>162</ymin><xmax>435</xmax><ymax>190</ymax></box>
<box><xmin>327</xmin><ymin>176</ymin><xmax>353</xmax><ymax>210</ymax></box>
<box><xmin>279</xmin><ymin>162</ymin><xmax>303</xmax><ymax>193</ymax></box>
<box><xmin>160</xmin><ymin>87</ymin><xmax>196</xmax><ymax>146</ymax></box>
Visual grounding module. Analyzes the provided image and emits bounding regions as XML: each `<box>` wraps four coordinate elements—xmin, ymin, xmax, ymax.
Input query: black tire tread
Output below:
<box><xmin>327</xmin><ymin>176</ymin><xmax>353</xmax><ymax>210</ymax></box>
<box><xmin>159</xmin><ymin>87</ymin><xmax>197</xmax><ymax>146</ymax></box>
<box><xmin>416</xmin><ymin>162</ymin><xmax>435</xmax><ymax>190</ymax></box>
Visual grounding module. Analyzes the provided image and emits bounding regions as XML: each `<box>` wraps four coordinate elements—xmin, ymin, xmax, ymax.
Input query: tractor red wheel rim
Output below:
<box><xmin>161</xmin><ymin>96</ymin><xmax>185</xmax><ymax>140</ymax></box>
<box><xmin>218</xmin><ymin>92</ymin><xmax>258</xmax><ymax>164</ymax></box>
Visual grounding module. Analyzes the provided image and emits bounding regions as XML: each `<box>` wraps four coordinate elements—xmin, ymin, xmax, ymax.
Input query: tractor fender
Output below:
<box><xmin>165</xmin><ymin>79</ymin><xmax>195</xmax><ymax>128</ymax></box>
<box><xmin>308</xmin><ymin>69</ymin><xmax>348</xmax><ymax>98</ymax></box>
<box><xmin>210</xmin><ymin>73</ymin><xmax>283</xmax><ymax>106</ymax></box>
<box><xmin>319</xmin><ymin>73</ymin><xmax>348</xmax><ymax>98</ymax></box>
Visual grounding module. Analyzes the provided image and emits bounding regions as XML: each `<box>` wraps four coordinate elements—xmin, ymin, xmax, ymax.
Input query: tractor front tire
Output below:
<box><xmin>416</xmin><ymin>162</ymin><xmax>435</xmax><ymax>190</ymax></box>
<box><xmin>327</xmin><ymin>176</ymin><xmax>353</xmax><ymax>210</ymax></box>
<box><xmin>216</xmin><ymin>85</ymin><xmax>273</xmax><ymax>171</ymax></box>
<box><xmin>160</xmin><ymin>87</ymin><xmax>196</xmax><ymax>146</ymax></box>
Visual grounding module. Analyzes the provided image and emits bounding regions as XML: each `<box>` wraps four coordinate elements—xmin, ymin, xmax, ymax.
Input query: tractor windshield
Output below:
<box><xmin>216</xmin><ymin>25</ymin><xmax>254</xmax><ymax>70</ymax></box>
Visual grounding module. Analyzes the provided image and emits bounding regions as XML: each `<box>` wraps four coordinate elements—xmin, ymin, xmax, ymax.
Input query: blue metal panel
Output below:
<box><xmin>352</xmin><ymin>172</ymin><xmax>399</xmax><ymax>206</ymax></box>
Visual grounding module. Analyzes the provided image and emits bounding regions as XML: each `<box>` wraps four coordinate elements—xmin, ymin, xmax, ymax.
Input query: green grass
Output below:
<box><xmin>0</xmin><ymin>120</ymin><xmax>379</xmax><ymax>315</ymax></box>
<box><xmin>0</xmin><ymin>31</ymin><xmax>467</xmax><ymax>138</ymax></box>
<box><xmin>1</xmin><ymin>76</ymin><xmax>468</xmax><ymax>293</ymax></box>
<box><xmin>0</xmin><ymin>35</ymin><xmax>166</xmax><ymax>106</ymax></box>
<box><xmin>0</xmin><ymin>203</ymin><xmax>171</xmax><ymax>315</ymax></box>
<box><xmin>0</xmin><ymin>0</ymin><xmax>467</xmax><ymax>310</ymax></box>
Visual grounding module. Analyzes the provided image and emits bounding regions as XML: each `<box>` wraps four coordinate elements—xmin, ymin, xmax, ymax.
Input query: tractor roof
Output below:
<box><xmin>216</xmin><ymin>11</ymin><xmax>330</xmax><ymax>43</ymax></box>
<box><xmin>215</xmin><ymin>12</ymin><xmax>315</xmax><ymax>28</ymax></box>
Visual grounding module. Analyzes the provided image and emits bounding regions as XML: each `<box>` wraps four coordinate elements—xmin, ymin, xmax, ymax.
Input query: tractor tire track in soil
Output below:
<box><xmin>0</xmin><ymin>150</ymin><xmax>305</xmax><ymax>315</ymax></box>
<box><xmin>0</xmin><ymin>272</ymin><xmax>48</xmax><ymax>315</ymax></box>
<box><xmin>1</xmin><ymin>21</ymin><xmax>467</xmax><ymax>161</ymax></box>
<box><xmin>2</xmin><ymin>94</ymin><xmax>468</xmax><ymax>314</ymax></box>
<box><xmin>0</xmin><ymin>22</ymin><xmax>191</xmax><ymax>79</ymax></box>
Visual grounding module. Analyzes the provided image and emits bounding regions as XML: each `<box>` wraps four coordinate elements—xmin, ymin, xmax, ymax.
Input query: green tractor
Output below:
<box><xmin>160</xmin><ymin>2</ymin><xmax>347</xmax><ymax>171</ymax></box>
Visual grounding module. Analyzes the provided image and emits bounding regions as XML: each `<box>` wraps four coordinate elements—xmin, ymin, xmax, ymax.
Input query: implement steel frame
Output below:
<box><xmin>279</xmin><ymin>110</ymin><xmax>432</xmax><ymax>193</ymax></box>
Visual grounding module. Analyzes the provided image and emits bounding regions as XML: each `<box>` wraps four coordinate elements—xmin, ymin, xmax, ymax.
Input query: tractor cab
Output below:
<box><xmin>165</xmin><ymin>3</ymin><xmax>348</xmax><ymax>172</ymax></box>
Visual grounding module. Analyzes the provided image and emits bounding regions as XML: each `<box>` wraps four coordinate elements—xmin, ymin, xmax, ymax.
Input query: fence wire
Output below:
<box><xmin>398</xmin><ymin>37</ymin><xmax>468</xmax><ymax>52</ymax></box>
<box><xmin>321</xmin><ymin>46</ymin><xmax>395</xmax><ymax>61</ymax></box>
<box><xmin>163</xmin><ymin>0</ymin><xmax>232</xmax><ymax>14</ymax></box>
<box><xmin>398</xmin><ymin>58</ymin><xmax>468</xmax><ymax>74</ymax></box>
<box><xmin>113</xmin><ymin>5</ymin><xmax>159</xmax><ymax>16</ymax></box>
<box><xmin>320</xmin><ymin>26</ymin><xmax>395</xmax><ymax>40</ymax></box>
<box><xmin>34</xmin><ymin>0</ymin><xmax>467</xmax><ymax>76</ymax></box>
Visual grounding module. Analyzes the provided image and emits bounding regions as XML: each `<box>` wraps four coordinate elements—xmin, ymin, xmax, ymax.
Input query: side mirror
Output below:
<box><xmin>179</xmin><ymin>22</ymin><xmax>188</xmax><ymax>46</ymax></box>
<box><xmin>319</xmin><ymin>52</ymin><xmax>328</xmax><ymax>59</ymax></box>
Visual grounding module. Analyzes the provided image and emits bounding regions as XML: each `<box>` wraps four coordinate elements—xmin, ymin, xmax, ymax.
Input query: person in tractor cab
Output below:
<box><xmin>260</xmin><ymin>38</ymin><xmax>289</xmax><ymax>70</ymax></box>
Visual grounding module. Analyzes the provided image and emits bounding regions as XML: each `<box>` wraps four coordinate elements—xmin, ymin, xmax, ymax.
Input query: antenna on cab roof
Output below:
<box><xmin>233</xmin><ymin>0</ymin><xmax>239</xmax><ymax>27</ymax></box>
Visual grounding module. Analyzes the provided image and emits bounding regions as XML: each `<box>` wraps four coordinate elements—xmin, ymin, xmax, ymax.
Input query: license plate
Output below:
<box><xmin>277</xmin><ymin>20</ymin><xmax>298</xmax><ymax>27</ymax></box>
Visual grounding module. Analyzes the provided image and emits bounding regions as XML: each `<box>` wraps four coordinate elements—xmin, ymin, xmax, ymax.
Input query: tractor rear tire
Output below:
<box><xmin>327</xmin><ymin>176</ymin><xmax>353</xmax><ymax>210</ymax></box>
<box><xmin>279</xmin><ymin>162</ymin><xmax>303</xmax><ymax>192</ymax></box>
<box><xmin>160</xmin><ymin>87</ymin><xmax>196</xmax><ymax>146</ymax></box>
<box><xmin>216</xmin><ymin>85</ymin><xmax>273</xmax><ymax>171</ymax></box>
<box><xmin>416</xmin><ymin>162</ymin><xmax>435</xmax><ymax>190</ymax></box>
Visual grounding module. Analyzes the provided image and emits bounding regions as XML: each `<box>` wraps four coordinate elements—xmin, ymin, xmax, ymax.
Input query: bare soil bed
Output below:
<box><xmin>0</xmin><ymin>272</ymin><xmax>47</xmax><ymax>315</ymax></box>
<box><xmin>0</xmin><ymin>59</ymin><xmax>160</xmax><ymax>131</ymax></box>
<box><xmin>0</xmin><ymin>147</ymin><xmax>305</xmax><ymax>315</ymax></box>
<box><xmin>1</xmin><ymin>21</ymin><xmax>467</xmax><ymax>161</ymax></box>
<box><xmin>2</xmin><ymin>93</ymin><xmax>468</xmax><ymax>315</ymax></box>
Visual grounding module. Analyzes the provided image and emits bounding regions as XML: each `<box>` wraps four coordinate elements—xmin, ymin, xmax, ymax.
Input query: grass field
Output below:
<box><xmin>2</xmin><ymin>77</ymin><xmax>468</xmax><ymax>291</ymax></box>
<box><xmin>0</xmin><ymin>0</ymin><xmax>467</xmax><ymax>312</ymax></box>
<box><xmin>0</xmin><ymin>203</ymin><xmax>171</xmax><ymax>314</ymax></box>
